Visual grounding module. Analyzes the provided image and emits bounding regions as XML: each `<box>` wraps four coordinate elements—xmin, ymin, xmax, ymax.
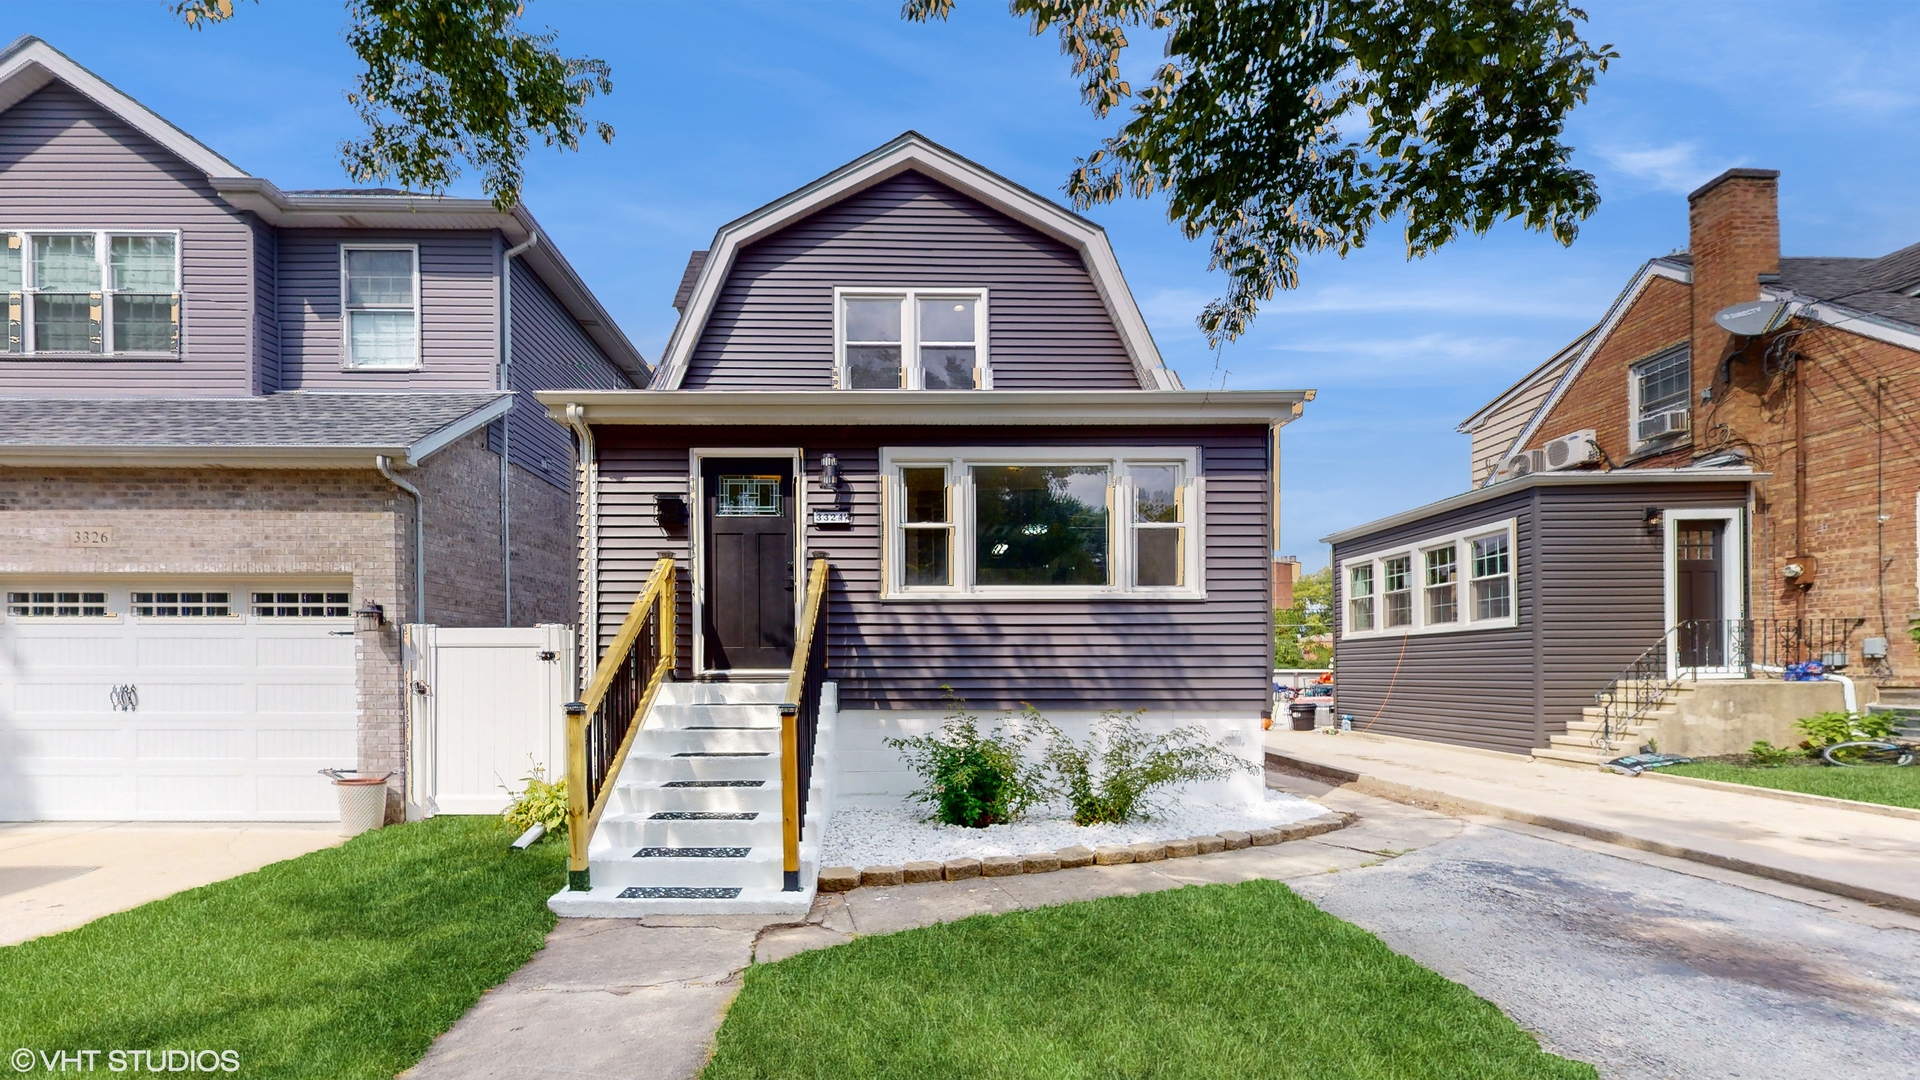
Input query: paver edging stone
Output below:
<box><xmin>816</xmin><ymin>813</ymin><xmax>1350</xmax><ymax>895</ymax></box>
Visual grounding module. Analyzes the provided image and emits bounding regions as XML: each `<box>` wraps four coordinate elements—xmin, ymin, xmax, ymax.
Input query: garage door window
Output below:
<box><xmin>132</xmin><ymin>591</ymin><xmax>231</xmax><ymax>617</ymax></box>
<box><xmin>7</xmin><ymin>590</ymin><xmax>107</xmax><ymax>617</ymax></box>
<box><xmin>253</xmin><ymin>591</ymin><xmax>351</xmax><ymax>617</ymax></box>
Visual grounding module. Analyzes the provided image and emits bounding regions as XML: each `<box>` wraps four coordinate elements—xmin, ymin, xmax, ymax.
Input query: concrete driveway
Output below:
<box><xmin>0</xmin><ymin>821</ymin><xmax>343</xmax><ymax>945</ymax></box>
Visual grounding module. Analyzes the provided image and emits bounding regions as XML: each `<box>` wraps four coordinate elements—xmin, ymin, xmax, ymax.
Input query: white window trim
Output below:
<box><xmin>879</xmin><ymin>445</ymin><xmax>1204</xmax><ymax>601</ymax></box>
<box><xmin>1</xmin><ymin>228</ymin><xmax>183</xmax><ymax>358</ymax></box>
<box><xmin>1627</xmin><ymin>345</ymin><xmax>1690</xmax><ymax>453</ymax></box>
<box><xmin>339</xmin><ymin>242</ymin><xmax>423</xmax><ymax>371</ymax></box>
<box><xmin>833</xmin><ymin>287</ymin><xmax>991</xmax><ymax>390</ymax></box>
<box><xmin>1339</xmin><ymin>518</ymin><xmax>1518</xmax><ymax>639</ymax></box>
<box><xmin>1661</xmin><ymin>508</ymin><xmax>1746</xmax><ymax>679</ymax></box>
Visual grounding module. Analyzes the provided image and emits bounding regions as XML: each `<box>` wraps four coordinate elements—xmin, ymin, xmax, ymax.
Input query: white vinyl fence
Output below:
<box><xmin>404</xmin><ymin>624</ymin><xmax>576</xmax><ymax>817</ymax></box>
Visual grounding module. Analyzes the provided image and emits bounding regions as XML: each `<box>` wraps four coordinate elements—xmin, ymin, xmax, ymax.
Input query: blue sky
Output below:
<box><xmin>15</xmin><ymin>1</ymin><xmax>1920</xmax><ymax>566</ymax></box>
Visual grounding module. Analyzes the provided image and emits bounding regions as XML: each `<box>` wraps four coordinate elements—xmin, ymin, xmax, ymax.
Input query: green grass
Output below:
<box><xmin>1664</xmin><ymin>759</ymin><xmax>1920</xmax><ymax>809</ymax></box>
<box><xmin>704</xmin><ymin>879</ymin><xmax>1595</xmax><ymax>1080</ymax></box>
<box><xmin>0</xmin><ymin>816</ymin><xmax>563</xmax><ymax>1079</ymax></box>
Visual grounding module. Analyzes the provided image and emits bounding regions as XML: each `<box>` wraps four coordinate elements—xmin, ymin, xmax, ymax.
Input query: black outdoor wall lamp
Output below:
<box><xmin>820</xmin><ymin>452</ymin><xmax>841</xmax><ymax>491</ymax></box>
<box><xmin>355</xmin><ymin>601</ymin><xmax>386</xmax><ymax>632</ymax></box>
<box><xmin>1644</xmin><ymin>507</ymin><xmax>1663</xmax><ymax>534</ymax></box>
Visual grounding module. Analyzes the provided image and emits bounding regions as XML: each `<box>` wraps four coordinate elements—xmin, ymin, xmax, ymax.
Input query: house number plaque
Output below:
<box><xmin>809</xmin><ymin>510</ymin><xmax>851</xmax><ymax>525</ymax></box>
<box><xmin>69</xmin><ymin>527</ymin><xmax>113</xmax><ymax>547</ymax></box>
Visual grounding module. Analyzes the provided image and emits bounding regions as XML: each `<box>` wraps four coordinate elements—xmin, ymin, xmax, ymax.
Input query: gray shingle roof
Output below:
<box><xmin>1775</xmin><ymin>244</ymin><xmax>1920</xmax><ymax>329</ymax></box>
<box><xmin>0</xmin><ymin>391</ymin><xmax>507</xmax><ymax>449</ymax></box>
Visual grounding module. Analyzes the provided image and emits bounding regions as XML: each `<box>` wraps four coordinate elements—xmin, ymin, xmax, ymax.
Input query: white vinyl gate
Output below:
<box><xmin>0</xmin><ymin>588</ymin><xmax>357</xmax><ymax>822</ymax></box>
<box><xmin>404</xmin><ymin>624</ymin><xmax>575</xmax><ymax>816</ymax></box>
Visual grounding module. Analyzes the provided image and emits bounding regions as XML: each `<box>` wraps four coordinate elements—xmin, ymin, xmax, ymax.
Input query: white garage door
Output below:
<box><xmin>0</xmin><ymin>583</ymin><xmax>358</xmax><ymax>821</ymax></box>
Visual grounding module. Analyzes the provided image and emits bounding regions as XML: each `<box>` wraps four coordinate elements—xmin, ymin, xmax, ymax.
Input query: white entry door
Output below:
<box><xmin>0</xmin><ymin>582</ymin><xmax>358</xmax><ymax>821</ymax></box>
<box><xmin>405</xmin><ymin>624</ymin><xmax>574</xmax><ymax>816</ymax></box>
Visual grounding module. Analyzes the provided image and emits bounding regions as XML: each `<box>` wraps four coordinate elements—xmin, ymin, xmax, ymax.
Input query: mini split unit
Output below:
<box><xmin>1497</xmin><ymin>429</ymin><xmax>1600</xmax><ymax>481</ymax></box>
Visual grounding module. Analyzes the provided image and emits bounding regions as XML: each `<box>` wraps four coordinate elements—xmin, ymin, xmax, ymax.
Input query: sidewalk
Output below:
<box><xmin>1265</xmin><ymin>728</ymin><xmax>1920</xmax><ymax>913</ymax></box>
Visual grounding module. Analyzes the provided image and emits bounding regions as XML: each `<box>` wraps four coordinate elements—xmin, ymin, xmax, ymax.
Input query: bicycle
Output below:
<box><xmin>1819</xmin><ymin>740</ymin><xmax>1918</xmax><ymax>767</ymax></box>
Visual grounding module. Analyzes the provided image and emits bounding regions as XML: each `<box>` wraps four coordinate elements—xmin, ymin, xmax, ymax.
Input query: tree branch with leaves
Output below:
<box><xmin>907</xmin><ymin>0</ymin><xmax>1615</xmax><ymax>345</ymax></box>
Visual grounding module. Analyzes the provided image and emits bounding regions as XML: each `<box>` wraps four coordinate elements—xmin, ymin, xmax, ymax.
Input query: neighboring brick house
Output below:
<box><xmin>0</xmin><ymin>37</ymin><xmax>647</xmax><ymax>822</ymax></box>
<box><xmin>1326</xmin><ymin>166</ymin><xmax>1920</xmax><ymax>757</ymax></box>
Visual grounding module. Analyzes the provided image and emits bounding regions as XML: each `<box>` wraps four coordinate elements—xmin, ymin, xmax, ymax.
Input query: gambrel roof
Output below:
<box><xmin>650</xmin><ymin>132</ymin><xmax>1180</xmax><ymax>391</ymax></box>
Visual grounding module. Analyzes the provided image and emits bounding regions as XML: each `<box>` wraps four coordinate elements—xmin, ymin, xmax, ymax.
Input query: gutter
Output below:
<box><xmin>377</xmin><ymin>455</ymin><xmax>426</xmax><ymax>625</ymax></box>
<box><xmin>539</xmin><ymin>389</ymin><xmax>1315</xmax><ymax>428</ymax></box>
<box><xmin>500</xmin><ymin>235</ymin><xmax>539</xmax><ymax>625</ymax></box>
<box><xmin>563</xmin><ymin>403</ymin><xmax>600</xmax><ymax>679</ymax></box>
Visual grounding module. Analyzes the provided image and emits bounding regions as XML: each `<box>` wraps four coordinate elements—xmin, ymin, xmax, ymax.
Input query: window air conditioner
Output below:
<box><xmin>1542</xmin><ymin>429</ymin><xmax>1600</xmax><ymax>471</ymax></box>
<box><xmin>1636</xmin><ymin>408</ymin><xmax>1690</xmax><ymax>444</ymax></box>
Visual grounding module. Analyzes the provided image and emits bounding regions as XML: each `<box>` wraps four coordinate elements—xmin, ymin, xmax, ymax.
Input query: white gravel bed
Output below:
<box><xmin>821</xmin><ymin>789</ymin><xmax>1326</xmax><ymax>869</ymax></box>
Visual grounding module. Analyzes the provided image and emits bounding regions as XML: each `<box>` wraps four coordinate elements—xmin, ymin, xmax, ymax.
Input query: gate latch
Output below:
<box><xmin>538</xmin><ymin>650</ymin><xmax>558</xmax><ymax>662</ymax></box>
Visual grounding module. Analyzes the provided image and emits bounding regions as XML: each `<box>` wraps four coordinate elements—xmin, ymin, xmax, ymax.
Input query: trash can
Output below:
<box><xmin>321</xmin><ymin>769</ymin><xmax>392</xmax><ymax>837</ymax></box>
<box><xmin>1289</xmin><ymin>701</ymin><xmax>1317</xmax><ymax>731</ymax></box>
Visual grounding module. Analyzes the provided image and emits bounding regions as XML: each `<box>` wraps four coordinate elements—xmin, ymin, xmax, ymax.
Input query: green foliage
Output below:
<box><xmin>1794</xmin><ymin>710</ymin><xmax>1895</xmax><ymax>749</ymax></box>
<box><xmin>1274</xmin><ymin>565</ymin><xmax>1333</xmax><ymax>668</ymax></box>
<box><xmin>705</xmin><ymin>879</ymin><xmax>1596</xmax><ymax>1080</ymax></box>
<box><xmin>1746</xmin><ymin>740</ymin><xmax>1798</xmax><ymax>767</ymax></box>
<box><xmin>1664</xmin><ymin>760</ymin><xmax>1920</xmax><ymax>812</ymax></box>
<box><xmin>174</xmin><ymin>0</ymin><xmax>612</xmax><ymax>210</ymax></box>
<box><xmin>887</xmin><ymin>694</ymin><xmax>1049</xmax><ymax>828</ymax></box>
<box><xmin>906</xmin><ymin>0</ymin><xmax>1615</xmax><ymax>346</ymax></box>
<box><xmin>1042</xmin><ymin>709</ymin><xmax>1254</xmax><ymax>825</ymax></box>
<box><xmin>0</xmin><ymin>817</ymin><xmax>563</xmax><ymax>1079</ymax></box>
<box><xmin>502</xmin><ymin>763</ymin><xmax>568</xmax><ymax>836</ymax></box>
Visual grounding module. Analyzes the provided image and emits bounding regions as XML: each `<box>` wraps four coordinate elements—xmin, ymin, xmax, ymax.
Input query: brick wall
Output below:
<box><xmin>1524</xmin><ymin>276</ymin><xmax>1694</xmax><ymax>468</ymax></box>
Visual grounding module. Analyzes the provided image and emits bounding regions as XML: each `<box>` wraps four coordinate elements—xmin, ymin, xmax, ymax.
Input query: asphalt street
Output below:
<box><xmin>1289</xmin><ymin>823</ymin><xmax>1920</xmax><ymax>1080</ymax></box>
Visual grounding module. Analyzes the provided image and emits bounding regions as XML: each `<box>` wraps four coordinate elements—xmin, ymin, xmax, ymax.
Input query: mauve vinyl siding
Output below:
<box><xmin>277</xmin><ymin>230</ymin><xmax>499</xmax><ymax>390</ymax></box>
<box><xmin>681</xmin><ymin>171</ymin><xmax>1142</xmax><ymax>391</ymax></box>
<box><xmin>591</xmin><ymin>424</ymin><xmax>1272</xmax><ymax>714</ymax></box>
<box><xmin>1330</xmin><ymin>480</ymin><xmax>1751</xmax><ymax>753</ymax></box>
<box><xmin>252</xmin><ymin>219</ymin><xmax>279</xmax><ymax>392</ymax></box>
<box><xmin>0</xmin><ymin>84</ymin><xmax>253</xmax><ymax>396</ymax></box>
<box><xmin>505</xmin><ymin>258</ymin><xmax>630</xmax><ymax>488</ymax></box>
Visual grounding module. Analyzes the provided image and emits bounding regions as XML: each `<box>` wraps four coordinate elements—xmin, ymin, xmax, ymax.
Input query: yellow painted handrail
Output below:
<box><xmin>566</xmin><ymin>556</ymin><xmax>675</xmax><ymax>889</ymax></box>
<box><xmin>780</xmin><ymin>558</ymin><xmax>830</xmax><ymax>890</ymax></box>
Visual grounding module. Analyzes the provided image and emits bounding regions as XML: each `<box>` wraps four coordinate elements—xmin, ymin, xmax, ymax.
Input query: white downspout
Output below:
<box><xmin>564</xmin><ymin>403</ymin><xmax>599</xmax><ymax>675</ymax></box>
<box><xmin>500</xmin><ymin>235</ymin><xmax>538</xmax><ymax>625</ymax></box>
<box><xmin>377</xmin><ymin>455</ymin><xmax>425</xmax><ymax>624</ymax></box>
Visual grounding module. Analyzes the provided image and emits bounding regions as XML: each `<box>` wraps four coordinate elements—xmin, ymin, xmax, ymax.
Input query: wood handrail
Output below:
<box><xmin>566</xmin><ymin>556</ymin><xmax>675</xmax><ymax>887</ymax></box>
<box><xmin>780</xmin><ymin>558</ymin><xmax>830</xmax><ymax>890</ymax></box>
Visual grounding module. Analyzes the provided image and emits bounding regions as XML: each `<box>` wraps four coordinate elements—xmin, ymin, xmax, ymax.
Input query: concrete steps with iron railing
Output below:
<box><xmin>1533</xmin><ymin>684</ymin><xmax>1696</xmax><ymax>767</ymax></box>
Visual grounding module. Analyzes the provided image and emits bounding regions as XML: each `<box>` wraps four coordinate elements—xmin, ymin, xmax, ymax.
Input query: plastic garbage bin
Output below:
<box><xmin>321</xmin><ymin>769</ymin><xmax>392</xmax><ymax>837</ymax></box>
<box><xmin>1289</xmin><ymin>702</ymin><xmax>1317</xmax><ymax>731</ymax></box>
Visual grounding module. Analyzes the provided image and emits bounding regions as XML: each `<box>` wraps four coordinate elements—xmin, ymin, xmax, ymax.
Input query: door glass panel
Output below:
<box><xmin>716</xmin><ymin>476</ymin><xmax>782</xmax><ymax>516</ymax></box>
<box><xmin>972</xmin><ymin>465</ymin><xmax>1110</xmax><ymax>586</ymax></box>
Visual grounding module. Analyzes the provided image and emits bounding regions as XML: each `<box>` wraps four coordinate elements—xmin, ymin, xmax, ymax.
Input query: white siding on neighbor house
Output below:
<box><xmin>1471</xmin><ymin>372</ymin><xmax>1563</xmax><ymax>485</ymax></box>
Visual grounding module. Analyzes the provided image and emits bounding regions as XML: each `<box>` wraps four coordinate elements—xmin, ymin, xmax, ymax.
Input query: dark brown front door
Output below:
<box><xmin>702</xmin><ymin>458</ymin><xmax>795</xmax><ymax>671</ymax></box>
<box><xmin>1676</xmin><ymin>520</ymin><xmax>1725</xmax><ymax>667</ymax></box>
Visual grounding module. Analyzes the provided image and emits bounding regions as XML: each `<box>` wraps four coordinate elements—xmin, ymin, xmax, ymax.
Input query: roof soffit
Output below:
<box><xmin>652</xmin><ymin>133</ymin><xmax>1179</xmax><ymax>391</ymax></box>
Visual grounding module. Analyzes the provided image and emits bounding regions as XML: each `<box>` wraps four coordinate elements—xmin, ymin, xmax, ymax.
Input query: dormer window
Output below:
<box><xmin>1</xmin><ymin>230</ymin><xmax>179</xmax><ymax>356</ymax></box>
<box><xmin>342</xmin><ymin>244</ymin><xmax>420</xmax><ymax>369</ymax></box>
<box><xmin>836</xmin><ymin>288</ymin><xmax>988</xmax><ymax>390</ymax></box>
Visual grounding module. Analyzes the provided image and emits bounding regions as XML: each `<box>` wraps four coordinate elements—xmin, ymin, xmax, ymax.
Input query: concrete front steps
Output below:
<box><xmin>1867</xmin><ymin>687</ymin><xmax>1920</xmax><ymax>739</ymax></box>
<box><xmin>1532</xmin><ymin>682</ymin><xmax>1690</xmax><ymax>766</ymax></box>
<box><xmin>548</xmin><ymin>680</ymin><xmax>833</xmax><ymax>917</ymax></box>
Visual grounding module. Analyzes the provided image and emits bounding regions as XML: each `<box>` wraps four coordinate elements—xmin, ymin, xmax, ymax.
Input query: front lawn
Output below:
<box><xmin>0</xmin><ymin>816</ymin><xmax>562</xmax><ymax>1079</ymax></box>
<box><xmin>705</xmin><ymin>879</ymin><xmax>1594</xmax><ymax>1080</ymax></box>
<box><xmin>1662</xmin><ymin>759</ymin><xmax>1920</xmax><ymax>810</ymax></box>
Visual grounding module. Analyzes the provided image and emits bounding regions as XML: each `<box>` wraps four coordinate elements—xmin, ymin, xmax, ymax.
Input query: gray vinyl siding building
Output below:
<box><xmin>1327</xmin><ymin>474</ymin><xmax>1754</xmax><ymax>754</ymax></box>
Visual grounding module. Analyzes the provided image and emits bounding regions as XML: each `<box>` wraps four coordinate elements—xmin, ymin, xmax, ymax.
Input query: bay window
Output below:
<box><xmin>342</xmin><ymin>245</ymin><xmax>419</xmax><ymax>369</ymax></box>
<box><xmin>837</xmin><ymin>288</ymin><xmax>988</xmax><ymax>390</ymax></box>
<box><xmin>1</xmin><ymin>230</ymin><xmax>178</xmax><ymax>356</ymax></box>
<box><xmin>1341</xmin><ymin>520</ymin><xmax>1516</xmax><ymax>637</ymax></box>
<box><xmin>883</xmin><ymin>448</ymin><xmax>1200</xmax><ymax>598</ymax></box>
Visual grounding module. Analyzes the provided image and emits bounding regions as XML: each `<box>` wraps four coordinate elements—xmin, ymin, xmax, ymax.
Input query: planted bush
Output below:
<box><xmin>888</xmin><ymin>694</ymin><xmax>1049</xmax><ymax>828</ymax></box>
<box><xmin>1794</xmin><ymin>711</ymin><xmax>1894</xmax><ymax>749</ymax></box>
<box><xmin>502</xmin><ymin>764</ymin><xmax>568</xmax><ymax>836</ymax></box>
<box><xmin>1746</xmin><ymin>740</ymin><xmax>1798</xmax><ymax>767</ymax></box>
<box><xmin>1043</xmin><ymin>710</ymin><xmax>1255</xmax><ymax>825</ymax></box>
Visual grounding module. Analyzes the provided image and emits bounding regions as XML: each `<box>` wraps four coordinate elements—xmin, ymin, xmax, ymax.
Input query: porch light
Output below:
<box><xmin>1644</xmin><ymin>507</ymin><xmax>1662</xmax><ymax>534</ymax></box>
<box><xmin>820</xmin><ymin>452</ymin><xmax>841</xmax><ymax>491</ymax></box>
<box><xmin>354</xmin><ymin>601</ymin><xmax>385</xmax><ymax>632</ymax></box>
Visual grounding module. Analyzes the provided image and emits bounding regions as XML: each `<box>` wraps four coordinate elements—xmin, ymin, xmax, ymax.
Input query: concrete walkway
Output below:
<box><xmin>403</xmin><ymin>791</ymin><xmax>1459</xmax><ymax>1080</ymax></box>
<box><xmin>0</xmin><ymin>821</ymin><xmax>344</xmax><ymax>946</ymax></box>
<box><xmin>1265</xmin><ymin>728</ymin><xmax>1920</xmax><ymax>913</ymax></box>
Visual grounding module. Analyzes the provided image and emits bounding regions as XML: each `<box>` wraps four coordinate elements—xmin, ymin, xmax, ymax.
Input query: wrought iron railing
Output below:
<box><xmin>565</xmin><ymin>556</ymin><xmax>676</xmax><ymax>891</ymax></box>
<box><xmin>780</xmin><ymin>557</ymin><xmax>829</xmax><ymax>892</ymax></box>
<box><xmin>1594</xmin><ymin>617</ymin><xmax>1867</xmax><ymax>749</ymax></box>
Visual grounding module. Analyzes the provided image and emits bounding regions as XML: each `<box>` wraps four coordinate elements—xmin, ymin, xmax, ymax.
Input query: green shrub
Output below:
<box><xmin>888</xmin><ymin>693</ymin><xmax>1049</xmax><ymax>828</ymax></box>
<box><xmin>1747</xmin><ymin>740</ymin><xmax>1799</xmax><ymax>767</ymax></box>
<box><xmin>502</xmin><ymin>764</ymin><xmax>568</xmax><ymax>836</ymax></box>
<box><xmin>1794</xmin><ymin>711</ymin><xmax>1895</xmax><ymax>749</ymax></box>
<box><xmin>1042</xmin><ymin>709</ymin><xmax>1255</xmax><ymax>825</ymax></box>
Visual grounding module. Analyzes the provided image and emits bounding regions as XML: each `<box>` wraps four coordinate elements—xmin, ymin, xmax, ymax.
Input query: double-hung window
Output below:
<box><xmin>1341</xmin><ymin>520</ymin><xmax>1516</xmax><ymax>637</ymax></box>
<box><xmin>1631</xmin><ymin>347</ymin><xmax>1690</xmax><ymax>447</ymax></box>
<box><xmin>1</xmin><ymin>230</ymin><xmax>179</xmax><ymax>356</ymax></box>
<box><xmin>342</xmin><ymin>245</ymin><xmax>419</xmax><ymax>369</ymax></box>
<box><xmin>838</xmin><ymin>289</ymin><xmax>987</xmax><ymax>390</ymax></box>
<box><xmin>882</xmin><ymin>448</ymin><xmax>1200</xmax><ymax>598</ymax></box>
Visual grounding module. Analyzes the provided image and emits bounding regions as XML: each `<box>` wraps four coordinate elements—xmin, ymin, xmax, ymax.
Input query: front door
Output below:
<box><xmin>1676</xmin><ymin>520</ymin><xmax>1726</xmax><ymax>668</ymax></box>
<box><xmin>701</xmin><ymin>458</ymin><xmax>796</xmax><ymax>672</ymax></box>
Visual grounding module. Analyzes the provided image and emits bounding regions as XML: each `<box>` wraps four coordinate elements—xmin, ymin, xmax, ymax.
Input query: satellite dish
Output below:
<box><xmin>1714</xmin><ymin>300</ymin><xmax>1790</xmax><ymax>336</ymax></box>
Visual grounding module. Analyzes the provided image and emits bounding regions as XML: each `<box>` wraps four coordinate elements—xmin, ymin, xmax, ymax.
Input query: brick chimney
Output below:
<box><xmin>1688</xmin><ymin>168</ymin><xmax>1781</xmax><ymax>378</ymax></box>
